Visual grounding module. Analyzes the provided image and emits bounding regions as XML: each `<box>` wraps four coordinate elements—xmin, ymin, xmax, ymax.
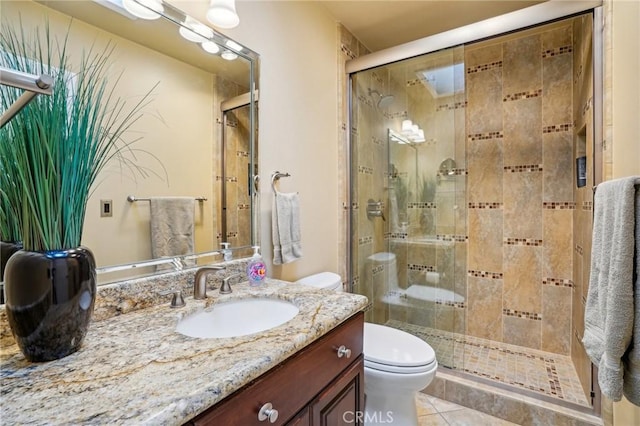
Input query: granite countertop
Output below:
<box><xmin>0</xmin><ymin>278</ymin><xmax>368</xmax><ymax>425</ymax></box>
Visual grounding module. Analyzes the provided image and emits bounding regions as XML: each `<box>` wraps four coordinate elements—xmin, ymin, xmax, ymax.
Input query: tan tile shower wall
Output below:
<box><xmin>337</xmin><ymin>24</ymin><xmax>371</xmax><ymax>295</ymax></box>
<box><xmin>465</xmin><ymin>24</ymin><xmax>575</xmax><ymax>355</ymax></box>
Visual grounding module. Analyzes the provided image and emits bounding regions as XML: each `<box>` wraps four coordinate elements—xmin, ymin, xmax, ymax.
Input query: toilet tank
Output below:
<box><xmin>296</xmin><ymin>272</ymin><xmax>343</xmax><ymax>292</ymax></box>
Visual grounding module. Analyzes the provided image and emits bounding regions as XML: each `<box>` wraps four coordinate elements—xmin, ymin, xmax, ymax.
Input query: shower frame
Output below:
<box><xmin>346</xmin><ymin>0</ymin><xmax>605</xmax><ymax>413</ymax></box>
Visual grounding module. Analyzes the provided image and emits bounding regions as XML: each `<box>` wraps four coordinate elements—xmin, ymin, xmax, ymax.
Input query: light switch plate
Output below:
<box><xmin>100</xmin><ymin>199</ymin><xmax>113</xmax><ymax>217</ymax></box>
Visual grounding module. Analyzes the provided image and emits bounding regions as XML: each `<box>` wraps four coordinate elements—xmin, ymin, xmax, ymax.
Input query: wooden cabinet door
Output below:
<box><xmin>311</xmin><ymin>355</ymin><xmax>364</xmax><ymax>426</ymax></box>
<box><xmin>286</xmin><ymin>407</ymin><xmax>310</xmax><ymax>425</ymax></box>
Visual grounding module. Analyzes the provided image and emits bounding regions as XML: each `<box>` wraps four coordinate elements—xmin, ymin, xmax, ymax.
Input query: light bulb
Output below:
<box><xmin>206</xmin><ymin>0</ymin><xmax>240</xmax><ymax>29</ymax></box>
<box><xmin>221</xmin><ymin>50</ymin><xmax>238</xmax><ymax>61</ymax></box>
<box><xmin>179</xmin><ymin>17</ymin><xmax>214</xmax><ymax>43</ymax></box>
<box><xmin>401</xmin><ymin>120</ymin><xmax>413</xmax><ymax>134</ymax></box>
<box><xmin>122</xmin><ymin>0</ymin><xmax>163</xmax><ymax>20</ymax></box>
<box><xmin>413</xmin><ymin>129</ymin><xmax>426</xmax><ymax>143</ymax></box>
<box><xmin>201</xmin><ymin>41</ymin><xmax>221</xmax><ymax>54</ymax></box>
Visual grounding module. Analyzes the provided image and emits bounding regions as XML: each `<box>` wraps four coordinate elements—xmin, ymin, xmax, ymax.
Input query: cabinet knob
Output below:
<box><xmin>258</xmin><ymin>402</ymin><xmax>279</xmax><ymax>423</ymax></box>
<box><xmin>337</xmin><ymin>345</ymin><xmax>352</xmax><ymax>359</ymax></box>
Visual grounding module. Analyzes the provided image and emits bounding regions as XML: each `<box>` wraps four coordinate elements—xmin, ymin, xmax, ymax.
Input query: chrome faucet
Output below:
<box><xmin>193</xmin><ymin>266</ymin><xmax>226</xmax><ymax>299</ymax></box>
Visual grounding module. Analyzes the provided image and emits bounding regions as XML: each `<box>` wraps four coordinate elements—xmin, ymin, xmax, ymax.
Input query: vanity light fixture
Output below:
<box><xmin>179</xmin><ymin>17</ymin><xmax>214</xmax><ymax>43</ymax></box>
<box><xmin>122</xmin><ymin>0</ymin><xmax>163</xmax><ymax>20</ymax></box>
<box><xmin>201</xmin><ymin>41</ymin><xmax>221</xmax><ymax>54</ymax></box>
<box><xmin>206</xmin><ymin>0</ymin><xmax>240</xmax><ymax>29</ymax></box>
<box><xmin>221</xmin><ymin>50</ymin><xmax>238</xmax><ymax>61</ymax></box>
<box><xmin>400</xmin><ymin>119</ymin><xmax>426</xmax><ymax>143</ymax></box>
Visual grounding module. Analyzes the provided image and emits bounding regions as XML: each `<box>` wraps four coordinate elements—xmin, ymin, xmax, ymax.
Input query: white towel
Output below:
<box><xmin>272</xmin><ymin>192</ymin><xmax>302</xmax><ymax>264</ymax></box>
<box><xmin>583</xmin><ymin>176</ymin><xmax>640</xmax><ymax>402</ymax></box>
<box><xmin>149</xmin><ymin>197</ymin><xmax>195</xmax><ymax>261</ymax></box>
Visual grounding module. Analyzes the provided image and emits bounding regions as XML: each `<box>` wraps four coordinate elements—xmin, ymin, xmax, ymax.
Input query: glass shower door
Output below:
<box><xmin>350</xmin><ymin>45</ymin><xmax>466</xmax><ymax>370</ymax></box>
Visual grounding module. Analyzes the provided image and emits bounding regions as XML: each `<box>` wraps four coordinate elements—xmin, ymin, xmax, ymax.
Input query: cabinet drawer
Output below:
<box><xmin>190</xmin><ymin>312</ymin><xmax>364</xmax><ymax>425</ymax></box>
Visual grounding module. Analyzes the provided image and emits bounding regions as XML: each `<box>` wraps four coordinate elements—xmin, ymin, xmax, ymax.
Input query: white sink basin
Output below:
<box><xmin>176</xmin><ymin>298</ymin><xmax>299</xmax><ymax>338</ymax></box>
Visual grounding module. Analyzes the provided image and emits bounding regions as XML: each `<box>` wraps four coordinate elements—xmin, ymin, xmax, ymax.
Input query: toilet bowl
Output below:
<box><xmin>296</xmin><ymin>272</ymin><xmax>438</xmax><ymax>426</ymax></box>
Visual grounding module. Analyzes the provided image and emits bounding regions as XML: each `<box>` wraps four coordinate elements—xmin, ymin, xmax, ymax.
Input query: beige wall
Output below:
<box><xmin>216</xmin><ymin>2</ymin><xmax>340</xmax><ymax>281</ymax></box>
<box><xmin>605</xmin><ymin>0</ymin><xmax>640</xmax><ymax>423</ymax></box>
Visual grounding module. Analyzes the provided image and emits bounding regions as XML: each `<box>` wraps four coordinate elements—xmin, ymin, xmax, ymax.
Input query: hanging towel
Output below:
<box><xmin>624</xmin><ymin>180</ymin><xmax>640</xmax><ymax>405</ymax></box>
<box><xmin>272</xmin><ymin>192</ymin><xmax>302</xmax><ymax>264</ymax></box>
<box><xmin>583</xmin><ymin>176</ymin><xmax>640</xmax><ymax>403</ymax></box>
<box><xmin>149</xmin><ymin>197</ymin><xmax>195</xmax><ymax>261</ymax></box>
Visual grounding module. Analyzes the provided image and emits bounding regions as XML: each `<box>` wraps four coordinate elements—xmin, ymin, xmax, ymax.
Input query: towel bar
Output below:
<box><xmin>271</xmin><ymin>171</ymin><xmax>291</xmax><ymax>193</ymax></box>
<box><xmin>127</xmin><ymin>195</ymin><xmax>207</xmax><ymax>202</ymax></box>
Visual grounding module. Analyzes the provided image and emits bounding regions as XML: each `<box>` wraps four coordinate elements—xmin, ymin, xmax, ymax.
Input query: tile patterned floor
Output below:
<box><xmin>388</xmin><ymin>320</ymin><xmax>590</xmax><ymax>407</ymax></box>
<box><xmin>416</xmin><ymin>392</ymin><xmax>518</xmax><ymax>425</ymax></box>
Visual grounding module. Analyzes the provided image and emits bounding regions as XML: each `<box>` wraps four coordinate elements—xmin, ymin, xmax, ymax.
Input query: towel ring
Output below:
<box><xmin>271</xmin><ymin>171</ymin><xmax>291</xmax><ymax>193</ymax></box>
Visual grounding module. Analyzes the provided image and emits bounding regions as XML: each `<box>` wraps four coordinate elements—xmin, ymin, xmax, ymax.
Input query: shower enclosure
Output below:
<box><xmin>349</xmin><ymin>11</ymin><xmax>598</xmax><ymax>411</ymax></box>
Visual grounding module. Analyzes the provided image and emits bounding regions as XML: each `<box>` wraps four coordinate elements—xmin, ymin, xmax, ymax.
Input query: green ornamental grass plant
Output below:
<box><xmin>0</xmin><ymin>20</ymin><xmax>158</xmax><ymax>252</ymax></box>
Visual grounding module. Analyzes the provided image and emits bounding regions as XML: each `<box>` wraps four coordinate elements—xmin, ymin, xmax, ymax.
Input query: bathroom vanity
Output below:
<box><xmin>0</xmin><ymin>275</ymin><xmax>368</xmax><ymax>425</ymax></box>
<box><xmin>190</xmin><ymin>312</ymin><xmax>364</xmax><ymax>425</ymax></box>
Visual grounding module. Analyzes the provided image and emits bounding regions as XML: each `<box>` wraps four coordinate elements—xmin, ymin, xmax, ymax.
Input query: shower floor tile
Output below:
<box><xmin>387</xmin><ymin>320</ymin><xmax>590</xmax><ymax>407</ymax></box>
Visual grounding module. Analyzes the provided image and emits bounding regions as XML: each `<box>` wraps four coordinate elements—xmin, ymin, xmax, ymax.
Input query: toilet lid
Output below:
<box><xmin>364</xmin><ymin>323</ymin><xmax>436</xmax><ymax>368</ymax></box>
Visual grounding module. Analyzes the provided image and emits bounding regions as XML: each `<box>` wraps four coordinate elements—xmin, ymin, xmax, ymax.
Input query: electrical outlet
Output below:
<box><xmin>100</xmin><ymin>200</ymin><xmax>113</xmax><ymax>217</ymax></box>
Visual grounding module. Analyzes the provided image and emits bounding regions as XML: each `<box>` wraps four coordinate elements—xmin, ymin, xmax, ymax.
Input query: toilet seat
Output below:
<box><xmin>365</xmin><ymin>358</ymin><xmax>437</xmax><ymax>374</ymax></box>
<box><xmin>364</xmin><ymin>323</ymin><xmax>436</xmax><ymax>374</ymax></box>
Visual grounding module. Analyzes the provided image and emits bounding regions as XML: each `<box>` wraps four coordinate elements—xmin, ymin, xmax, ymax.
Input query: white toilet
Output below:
<box><xmin>296</xmin><ymin>272</ymin><xmax>438</xmax><ymax>426</ymax></box>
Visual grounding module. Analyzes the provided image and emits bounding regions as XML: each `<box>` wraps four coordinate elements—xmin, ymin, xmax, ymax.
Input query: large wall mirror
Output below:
<box><xmin>1</xmin><ymin>0</ymin><xmax>259</xmax><ymax>284</ymax></box>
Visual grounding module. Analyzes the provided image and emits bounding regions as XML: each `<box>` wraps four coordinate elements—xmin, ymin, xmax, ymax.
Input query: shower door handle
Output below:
<box><xmin>367</xmin><ymin>199</ymin><xmax>386</xmax><ymax>221</ymax></box>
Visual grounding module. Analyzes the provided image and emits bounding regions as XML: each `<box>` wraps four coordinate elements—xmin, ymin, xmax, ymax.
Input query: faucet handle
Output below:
<box><xmin>220</xmin><ymin>273</ymin><xmax>242</xmax><ymax>294</ymax></box>
<box><xmin>159</xmin><ymin>290</ymin><xmax>186</xmax><ymax>308</ymax></box>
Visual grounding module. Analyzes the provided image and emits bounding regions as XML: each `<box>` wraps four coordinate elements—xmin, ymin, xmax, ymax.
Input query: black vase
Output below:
<box><xmin>1</xmin><ymin>241</ymin><xmax>23</xmax><ymax>304</ymax></box>
<box><xmin>4</xmin><ymin>247</ymin><xmax>96</xmax><ymax>362</ymax></box>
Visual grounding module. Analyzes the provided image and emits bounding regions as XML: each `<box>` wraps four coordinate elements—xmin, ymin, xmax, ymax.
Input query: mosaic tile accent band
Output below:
<box><xmin>504</xmin><ymin>164</ymin><xmax>544</xmax><ymax>173</ymax></box>
<box><xmin>358</xmin><ymin>165</ymin><xmax>373</xmax><ymax>175</ymax></box>
<box><xmin>436</xmin><ymin>101</ymin><xmax>468</xmax><ymax>111</ymax></box>
<box><xmin>468</xmin><ymin>131</ymin><xmax>504</xmax><ymax>141</ymax></box>
<box><xmin>372</xmin><ymin>265</ymin><xmax>384</xmax><ymax>275</ymax></box>
<box><xmin>503</xmin><ymin>89</ymin><xmax>542</xmax><ymax>102</ymax></box>
<box><xmin>437</xmin><ymin>168</ymin><xmax>468</xmax><ymax>176</ymax></box>
<box><xmin>504</xmin><ymin>238</ymin><xmax>543</xmax><ymax>246</ymax></box>
<box><xmin>386</xmin><ymin>232</ymin><xmax>408</xmax><ymax>240</ymax></box>
<box><xmin>408</xmin><ymin>264</ymin><xmax>436</xmax><ymax>272</ymax></box>
<box><xmin>503</xmin><ymin>308</ymin><xmax>543</xmax><ymax>320</ymax></box>
<box><xmin>467</xmin><ymin>61</ymin><xmax>503</xmax><ymax>74</ymax></box>
<box><xmin>468</xmin><ymin>202</ymin><xmax>503</xmax><ymax>209</ymax></box>
<box><xmin>437</xmin><ymin>234</ymin><xmax>468</xmax><ymax>242</ymax></box>
<box><xmin>542</xmin><ymin>45</ymin><xmax>573</xmax><ymax>58</ymax></box>
<box><xmin>408</xmin><ymin>202</ymin><xmax>436</xmax><ymax>209</ymax></box>
<box><xmin>359</xmin><ymin>236</ymin><xmax>373</xmax><ymax>245</ymax></box>
<box><xmin>543</xmin><ymin>123</ymin><xmax>572</xmax><ymax>133</ymax></box>
<box><xmin>543</xmin><ymin>278</ymin><xmax>574</xmax><ymax>287</ymax></box>
<box><xmin>543</xmin><ymin>202</ymin><xmax>576</xmax><ymax>209</ymax></box>
<box><xmin>468</xmin><ymin>270</ymin><xmax>503</xmax><ymax>279</ymax></box>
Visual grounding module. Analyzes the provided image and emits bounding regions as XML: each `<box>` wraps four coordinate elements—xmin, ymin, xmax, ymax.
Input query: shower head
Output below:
<box><xmin>368</xmin><ymin>88</ymin><xmax>394</xmax><ymax>109</ymax></box>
